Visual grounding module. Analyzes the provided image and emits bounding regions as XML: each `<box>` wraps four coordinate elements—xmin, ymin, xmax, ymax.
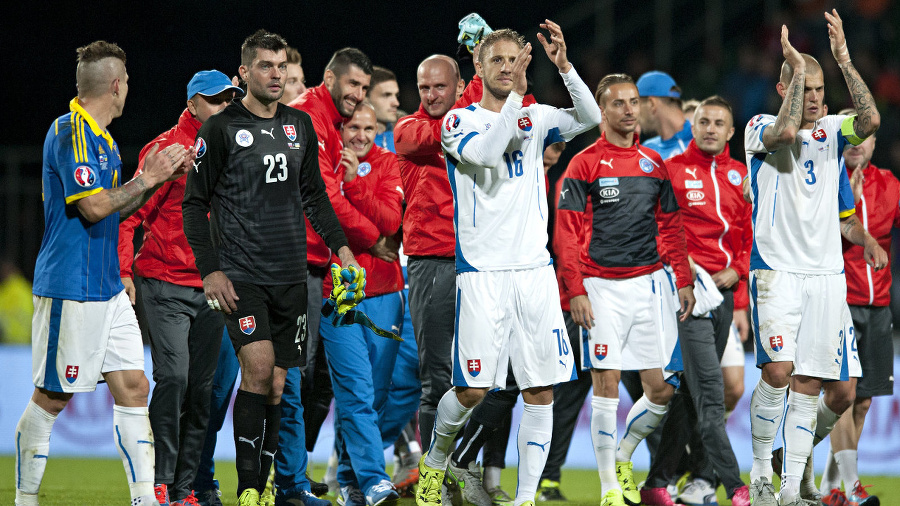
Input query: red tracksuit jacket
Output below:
<box><xmin>667</xmin><ymin>140</ymin><xmax>752</xmax><ymax>309</ymax></box>
<box><xmin>843</xmin><ymin>162</ymin><xmax>900</xmax><ymax>306</ymax></box>
<box><xmin>118</xmin><ymin>109</ymin><xmax>203</xmax><ymax>288</ymax></box>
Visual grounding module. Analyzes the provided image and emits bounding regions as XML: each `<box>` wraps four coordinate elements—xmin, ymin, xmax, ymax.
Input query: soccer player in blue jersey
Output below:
<box><xmin>415</xmin><ymin>21</ymin><xmax>601</xmax><ymax>506</ymax></box>
<box><xmin>14</xmin><ymin>40</ymin><xmax>193</xmax><ymax>506</ymax></box>
<box><xmin>744</xmin><ymin>11</ymin><xmax>885</xmax><ymax>506</ymax></box>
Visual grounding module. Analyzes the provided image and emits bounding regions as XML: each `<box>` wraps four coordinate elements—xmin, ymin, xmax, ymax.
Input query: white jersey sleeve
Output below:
<box><xmin>538</xmin><ymin>66</ymin><xmax>602</xmax><ymax>142</ymax></box>
<box><xmin>744</xmin><ymin>114</ymin><xmax>776</xmax><ymax>155</ymax></box>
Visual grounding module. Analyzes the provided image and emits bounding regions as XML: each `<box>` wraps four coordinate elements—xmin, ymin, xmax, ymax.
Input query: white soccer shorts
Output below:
<box><xmin>750</xmin><ymin>270</ymin><xmax>848</xmax><ymax>380</ymax></box>
<box><xmin>452</xmin><ymin>265</ymin><xmax>576</xmax><ymax>390</ymax></box>
<box><xmin>720</xmin><ymin>323</ymin><xmax>745</xmax><ymax>368</ymax></box>
<box><xmin>32</xmin><ymin>290</ymin><xmax>144</xmax><ymax>393</ymax></box>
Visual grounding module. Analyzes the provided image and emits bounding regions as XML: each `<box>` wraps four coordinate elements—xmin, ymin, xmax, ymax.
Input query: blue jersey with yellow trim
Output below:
<box><xmin>33</xmin><ymin>98</ymin><xmax>124</xmax><ymax>301</ymax></box>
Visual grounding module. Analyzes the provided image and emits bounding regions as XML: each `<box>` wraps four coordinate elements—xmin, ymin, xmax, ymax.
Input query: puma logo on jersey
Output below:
<box><xmin>238</xmin><ymin>436</ymin><xmax>260</xmax><ymax>448</ymax></box>
<box><xmin>559</xmin><ymin>188</ymin><xmax>570</xmax><ymax>200</ymax></box>
<box><xmin>261</xmin><ymin>128</ymin><xmax>275</xmax><ymax>139</ymax></box>
<box><xmin>599</xmin><ymin>159</ymin><xmax>614</xmax><ymax>169</ymax></box>
<box><xmin>192</xmin><ymin>160</ymin><xmax>201</xmax><ymax>172</ymax></box>
<box><xmin>318</xmin><ymin>140</ymin><xmax>327</xmax><ymax>151</ymax></box>
<box><xmin>685</xmin><ymin>167</ymin><xmax>697</xmax><ymax>179</ymax></box>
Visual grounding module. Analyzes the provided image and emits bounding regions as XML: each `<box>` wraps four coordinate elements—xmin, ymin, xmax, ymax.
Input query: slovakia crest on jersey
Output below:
<box><xmin>445</xmin><ymin>113</ymin><xmax>460</xmax><ymax>132</ymax></box>
<box><xmin>467</xmin><ymin>358</ymin><xmax>481</xmax><ymax>377</ymax></box>
<box><xmin>194</xmin><ymin>137</ymin><xmax>207</xmax><ymax>158</ymax></box>
<box><xmin>65</xmin><ymin>365</ymin><xmax>79</xmax><ymax>383</ymax></box>
<box><xmin>239</xmin><ymin>316</ymin><xmax>257</xmax><ymax>335</ymax></box>
<box><xmin>283</xmin><ymin>125</ymin><xmax>297</xmax><ymax>141</ymax></box>
<box><xmin>728</xmin><ymin>169</ymin><xmax>742</xmax><ymax>185</ymax></box>
<box><xmin>357</xmin><ymin>162</ymin><xmax>372</xmax><ymax>177</ymax></box>
<box><xmin>639</xmin><ymin>158</ymin><xmax>654</xmax><ymax>173</ymax></box>
<box><xmin>594</xmin><ymin>344</ymin><xmax>608</xmax><ymax>360</ymax></box>
<box><xmin>769</xmin><ymin>335</ymin><xmax>784</xmax><ymax>352</ymax></box>
<box><xmin>518</xmin><ymin>116</ymin><xmax>533</xmax><ymax>131</ymax></box>
<box><xmin>812</xmin><ymin>129</ymin><xmax>827</xmax><ymax>142</ymax></box>
<box><xmin>74</xmin><ymin>166</ymin><xmax>95</xmax><ymax>188</ymax></box>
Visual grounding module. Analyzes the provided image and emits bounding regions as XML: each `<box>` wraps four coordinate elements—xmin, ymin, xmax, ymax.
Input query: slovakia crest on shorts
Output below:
<box><xmin>239</xmin><ymin>316</ymin><xmax>257</xmax><ymax>335</ymax></box>
<box><xmin>594</xmin><ymin>344</ymin><xmax>608</xmax><ymax>360</ymax></box>
<box><xmin>467</xmin><ymin>358</ymin><xmax>481</xmax><ymax>377</ymax></box>
<box><xmin>769</xmin><ymin>335</ymin><xmax>783</xmax><ymax>352</ymax></box>
<box><xmin>518</xmin><ymin>116</ymin><xmax>533</xmax><ymax>131</ymax></box>
<box><xmin>74</xmin><ymin>166</ymin><xmax>95</xmax><ymax>188</ymax></box>
<box><xmin>812</xmin><ymin>129</ymin><xmax>827</xmax><ymax>142</ymax></box>
<box><xmin>283</xmin><ymin>125</ymin><xmax>297</xmax><ymax>141</ymax></box>
<box><xmin>445</xmin><ymin>114</ymin><xmax>460</xmax><ymax>132</ymax></box>
<box><xmin>65</xmin><ymin>365</ymin><xmax>79</xmax><ymax>383</ymax></box>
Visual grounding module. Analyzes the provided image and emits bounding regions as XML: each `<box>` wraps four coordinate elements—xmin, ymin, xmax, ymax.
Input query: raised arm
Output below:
<box><xmin>762</xmin><ymin>26</ymin><xmax>806</xmax><ymax>151</ymax></box>
<box><xmin>827</xmin><ymin>9</ymin><xmax>880</xmax><ymax>140</ymax></box>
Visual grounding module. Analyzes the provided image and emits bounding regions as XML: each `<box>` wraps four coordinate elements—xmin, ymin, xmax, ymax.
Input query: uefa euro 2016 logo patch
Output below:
<box><xmin>728</xmin><ymin>169</ymin><xmax>742</xmax><ymax>185</ymax></box>
<box><xmin>239</xmin><ymin>315</ymin><xmax>256</xmax><ymax>335</ymax></box>
<box><xmin>445</xmin><ymin>114</ymin><xmax>460</xmax><ymax>132</ymax></box>
<box><xmin>195</xmin><ymin>138</ymin><xmax>207</xmax><ymax>158</ymax></box>
<box><xmin>594</xmin><ymin>343</ymin><xmax>608</xmax><ymax>360</ymax></box>
<box><xmin>74</xmin><ymin>166</ymin><xmax>95</xmax><ymax>188</ymax></box>
<box><xmin>467</xmin><ymin>358</ymin><xmax>481</xmax><ymax>377</ymax></box>
<box><xmin>518</xmin><ymin>117</ymin><xmax>533</xmax><ymax>131</ymax></box>
<box><xmin>769</xmin><ymin>335</ymin><xmax>784</xmax><ymax>352</ymax></box>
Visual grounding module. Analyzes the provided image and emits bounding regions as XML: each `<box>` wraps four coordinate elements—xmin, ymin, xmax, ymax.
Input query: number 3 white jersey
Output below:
<box><xmin>744</xmin><ymin>113</ymin><xmax>859</xmax><ymax>274</ymax></box>
<box><xmin>441</xmin><ymin>67</ymin><xmax>601</xmax><ymax>273</ymax></box>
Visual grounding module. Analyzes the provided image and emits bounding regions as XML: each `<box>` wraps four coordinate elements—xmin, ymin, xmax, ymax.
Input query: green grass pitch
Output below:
<box><xmin>2</xmin><ymin>457</ymin><xmax>898</xmax><ymax>505</ymax></box>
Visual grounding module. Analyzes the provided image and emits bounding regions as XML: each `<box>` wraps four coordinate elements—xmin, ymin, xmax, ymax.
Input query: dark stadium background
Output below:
<box><xmin>3</xmin><ymin>1</ymin><xmax>900</xmax><ymax>326</ymax></box>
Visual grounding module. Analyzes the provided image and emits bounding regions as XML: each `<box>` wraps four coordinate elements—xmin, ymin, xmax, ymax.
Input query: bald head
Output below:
<box><xmin>780</xmin><ymin>53</ymin><xmax>821</xmax><ymax>85</ymax></box>
<box><xmin>75</xmin><ymin>41</ymin><xmax>126</xmax><ymax>98</ymax></box>
<box><xmin>418</xmin><ymin>55</ymin><xmax>460</xmax><ymax>83</ymax></box>
<box><xmin>417</xmin><ymin>55</ymin><xmax>460</xmax><ymax>118</ymax></box>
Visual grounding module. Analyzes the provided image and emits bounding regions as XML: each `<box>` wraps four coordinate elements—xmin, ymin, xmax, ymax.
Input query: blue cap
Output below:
<box><xmin>636</xmin><ymin>71</ymin><xmax>681</xmax><ymax>98</ymax></box>
<box><xmin>186</xmin><ymin>70</ymin><xmax>244</xmax><ymax>101</ymax></box>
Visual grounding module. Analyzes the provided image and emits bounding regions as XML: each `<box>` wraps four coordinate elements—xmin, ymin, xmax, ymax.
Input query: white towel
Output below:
<box><xmin>692</xmin><ymin>264</ymin><xmax>724</xmax><ymax>317</ymax></box>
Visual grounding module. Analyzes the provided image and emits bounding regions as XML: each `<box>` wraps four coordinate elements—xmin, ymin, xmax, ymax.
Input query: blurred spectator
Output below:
<box><xmin>0</xmin><ymin>259</ymin><xmax>32</xmax><ymax>344</ymax></box>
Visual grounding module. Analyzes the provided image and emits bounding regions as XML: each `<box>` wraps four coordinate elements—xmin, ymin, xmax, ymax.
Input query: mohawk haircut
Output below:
<box><xmin>595</xmin><ymin>73</ymin><xmax>634</xmax><ymax>106</ymax></box>
<box><xmin>241</xmin><ymin>29</ymin><xmax>289</xmax><ymax>67</ymax></box>
<box><xmin>325</xmin><ymin>48</ymin><xmax>373</xmax><ymax>78</ymax></box>
<box><xmin>75</xmin><ymin>41</ymin><xmax>126</xmax><ymax>98</ymax></box>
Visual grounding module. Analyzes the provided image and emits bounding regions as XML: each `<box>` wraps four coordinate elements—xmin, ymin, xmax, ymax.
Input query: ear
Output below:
<box><xmin>775</xmin><ymin>81</ymin><xmax>786</xmax><ymax>99</ymax></box>
<box><xmin>324</xmin><ymin>69</ymin><xmax>335</xmax><ymax>88</ymax></box>
<box><xmin>111</xmin><ymin>77</ymin><xmax>120</xmax><ymax>96</ymax></box>
<box><xmin>726</xmin><ymin>125</ymin><xmax>735</xmax><ymax>142</ymax></box>
<box><xmin>186</xmin><ymin>98</ymin><xmax>198</xmax><ymax>117</ymax></box>
<box><xmin>474</xmin><ymin>60</ymin><xmax>483</xmax><ymax>79</ymax></box>
<box><xmin>238</xmin><ymin>65</ymin><xmax>249</xmax><ymax>83</ymax></box>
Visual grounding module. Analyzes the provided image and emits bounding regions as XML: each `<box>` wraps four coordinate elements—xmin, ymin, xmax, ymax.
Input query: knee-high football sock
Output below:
<box><xmin>615</xmin><ymin>395</ymin><xmax>667</xmax><ymax>462</ymax></box>
<box><xmin>113</xmin><ymin>405</ymin><xmax>156</xmax><ymax>502</ymax></box>
<box><xmin>423</xmin><ymin>390</ymin><xmax>473</xmax><ymax>470</ymax></box>
<box><xmin>591</xmin><ymin>396</ymin><xmax>620</xmax><ymax>493</ymax></box>
<box><xmin>14</xmin><ymin>400</ymin><xmax>58</xmax><ymax>505</ymax></box>
<box><xmin>780</xmin><ymin>391</ymin><xmax>818</xmax><ymax>503</ymax></box>
<box><xmin>257</xmin><ymin>402</ymin><xmax>281</xmax><ymax>490</ymax></box>
<box><xmin>233</xmin><ymin>390</ymin><xmax>267</xmax><ymax>494</ymax></box>
<box><xmin>749</xmin><ymin>380</ymin><xmax>787</xmax><ymax>483</ymax></box>
<box><xmin>515</xmin><ymin>403</ymin><xmax>553</xmax><ymax>506</ymax></box>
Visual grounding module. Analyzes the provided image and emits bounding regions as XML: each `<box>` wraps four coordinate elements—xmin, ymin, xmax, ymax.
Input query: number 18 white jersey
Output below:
<box><xmin>744</xmin><ymin>113</ymin><xmax>858</xmax><ymax>274</ymax></box>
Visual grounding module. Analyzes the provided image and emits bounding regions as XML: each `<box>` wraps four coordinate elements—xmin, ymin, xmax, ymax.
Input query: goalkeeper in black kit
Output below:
<box><xmin>182</xmin><ymin>29</ymin><xmax>363</xmax><ymax>506</ymax></box>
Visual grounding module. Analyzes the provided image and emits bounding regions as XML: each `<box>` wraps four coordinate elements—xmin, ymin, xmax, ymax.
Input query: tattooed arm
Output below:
<box><xmin>826</xmin><ymin>9</ymin><xmax>880</xmax><ymax>139</ymax></box>
<box><xmin>76</xmin><ymin>143</ymin><xmax>193</xmax><ymax>222</ymax></box>
<box><xmin>840</xmin><ymin>213</ymin><xmax>887</xmax><ymax>270</ymax></box>
<box><xmin>762</xmin><ymin>25</ymin><xmax>806</xmax><ymax>151</ymax></box>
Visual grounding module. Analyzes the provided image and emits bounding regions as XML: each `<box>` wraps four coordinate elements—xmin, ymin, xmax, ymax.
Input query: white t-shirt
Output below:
<box><xmin>441</xmin><ymin>67</ymin><xmax>600</xmax><ymax>273</ymax></box>
<box><xmin>744</xmin><ymin>113</ymin><xmax>859</xmax><ymax>274</ymax></box>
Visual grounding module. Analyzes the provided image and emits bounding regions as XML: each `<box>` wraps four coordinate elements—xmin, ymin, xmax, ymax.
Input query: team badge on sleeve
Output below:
<box><xmin>65</xmin><ymin>365</ymin><xmax>79</xmax><ymax>383</ymax></box>
<box><xmin>594</xmin><ymin>344</ymin><xmax>608</xmax><ymax>360</ymax></box>
<box><xmin>467</xmin><ymin>358</ymin><xmax>481</xmax><ymax>377</ymax></box>
<box><xmin>239</xmin><ymin>315</ymin><xmax>257</xmax><ymax>335</ymax></box>
<box><xmin>235</xmin><ymin>129</ymin><xmax>254</xmax><ymax>147</ymax></box>
<box><xmin>812</xmin><ymin>129</ymin><xmax>827</xmax><ymax>142</ymax></box>
<box><xmin>518</xmin><ymin>117</ymin><xmax>533</xmax><ymax>131</ymax></box>
<box><xmin>74</xmin><ymin>166</ymin><xmax>96</xmax><ymax>188</ymax></box>
<box><xmin>769</xmin><ymin>335</ymin><xmax>783</xmax><ymax>352</ymax></box>
<box><xmin>283</xmin><ymin>125</ymin><xmax>297</xmax><ymax>141</ymax></box>
<box><xmin>194</xmin><ymin>137</ymin><xmax>207</xmax><ymax>158</ymax></box>
<box><xmin>728</xmin><ymin>169</ymin><xmax>742</xmax><ymax>185</ymax></box>
<box><xmin>445</xmin><ymin>113</ymin><xmax>460</xmax><ymax>132</ymax></box>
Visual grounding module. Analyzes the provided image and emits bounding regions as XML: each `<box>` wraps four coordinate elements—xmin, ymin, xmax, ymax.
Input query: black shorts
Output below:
<box><xmin>225</xmin><ymin>281</ymin><xmax>308</xmax><ymax>369</ymax></box>
<box><xmin>849</xmin><ymin>305</ymin><xmax>895</xmax><ymax>397</ymax></box>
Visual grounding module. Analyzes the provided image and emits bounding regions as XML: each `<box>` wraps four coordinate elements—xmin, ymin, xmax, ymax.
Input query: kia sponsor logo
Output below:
<box><xmin>686</xmin><ymin>190</ymin><xmax>705</xmax><ymax>202</ymax></box>
<box><xmin>599</xmin><ymin>187</ymin><xmax>619</xmax><ymax>199</ymax></box>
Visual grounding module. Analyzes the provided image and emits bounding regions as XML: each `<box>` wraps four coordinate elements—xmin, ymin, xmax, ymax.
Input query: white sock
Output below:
<box><xmin>724</xmin><ymin>408</ymin><xmax>734</xmax><ymax>423</ymax></box>
<box><xmin>15</xmin><ymin>400</ymin><xmax>57</xmax><ymax>497</ymax></box>
<box><xmin>113</xmin><ymin>405</ymin><xmax>155</xmax><ymax>500</ymax></box>
<box><xmin>424</xmin><ymin>390</ymin><xmax>473</xmax><ymax>469</ymax></box>
<box><xmin>591</xmin><ymin>396</ymin><xmax>620</xmax><ymax>493</ymax></box>
<box><xmin>749</xmin><ymin>380</ymin><xmax>787</xmax><ymax>483</ymax></box>
<box><xmin>813</xmin><ymin>396</ymin><xmax>840</xmax><ymax>446</ymax></box>
<box><xmin>781</xmin><ymin>391</ymin><xmax>818</xmax><ymax>502</ymax></box>
<box><xmin>515</xmin><ymin>403</ymin><xmax>553</xmax><ymax>506</ymax></box>
<box><xmin>820</xmin><ymin>447</ymin><xmax>839</xmax><ymax>492</ymax></box>
<box><xmin>615</xmin><ymin>395</ymin><xmax>666</xmax><ymax>462</ymax></box>
<box><xmin>484</xmin><ymin>466</ymin><xmax>502</xmax><ymax>491</ymax></box>
<box><xmin>834</xmin><ymin>449</ymin><xmax>859</xmax><ymax>491</ymax></box>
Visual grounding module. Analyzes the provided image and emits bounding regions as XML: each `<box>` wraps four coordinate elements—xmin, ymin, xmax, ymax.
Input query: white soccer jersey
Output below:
<box><xmin>745</xmin><ymin>113</ymin><xmax>859</xmax><ymax>274</ymax></box>
<box><xmin>441</xmin><ymin>67</ymin><xmax>600</xmax><ymax>272</ymax></box>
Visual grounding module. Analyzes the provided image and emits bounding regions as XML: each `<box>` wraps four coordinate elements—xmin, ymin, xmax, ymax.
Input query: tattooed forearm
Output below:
<box><xmin>116</xmin><ymin>177</ymin><xmax>158</xmax><ymax>220</ymax></box>
<box><xmin>840</xmin><ymin>62</ymin><xmax>880</xmax><ymax>138</ymax></box>
<box><xmin>840</xmin><ymin>214</ymin><xmax>866</xmax><ymax>245</ymax></box>
<box><xmin>763</xmin><ymin>71</ymin><xmax>805</xmax><ymax>150</ymax></box>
